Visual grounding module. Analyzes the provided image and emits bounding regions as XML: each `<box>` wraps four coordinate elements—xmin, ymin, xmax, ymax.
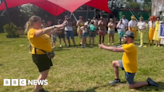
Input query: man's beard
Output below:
<box><xmin>124</xmin><ymin>40</ymin><xmax>127</xmax><ymax>44</ymax></box>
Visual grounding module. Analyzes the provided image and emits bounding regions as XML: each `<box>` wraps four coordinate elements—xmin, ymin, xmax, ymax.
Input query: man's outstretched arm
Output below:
<box><xmin>99</xmin><ymin>44</ymin><xmax>125</xmax><ymax>52</ymax></box>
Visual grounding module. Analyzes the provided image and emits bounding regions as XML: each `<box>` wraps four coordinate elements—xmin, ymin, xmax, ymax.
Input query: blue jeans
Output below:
<box><xmin>65</xmin><ymin>31</ymin><xmax>74</xmax><ymax>40</ymax></box>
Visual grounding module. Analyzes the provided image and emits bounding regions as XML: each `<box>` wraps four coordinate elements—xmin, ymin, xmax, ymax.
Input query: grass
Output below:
<box><xmin>0</xmin><ymin>31</ymin><xmax>164</xmax><ymax>92</ymax></box>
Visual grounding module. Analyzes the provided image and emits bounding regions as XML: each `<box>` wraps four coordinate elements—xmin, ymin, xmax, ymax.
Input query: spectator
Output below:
<box><xmin>107</xmin><ymin>18</ymin><xmax>116</xmax><ymax>45</ymax></box>
<box><xmin>57</xmin><ymin>19</ymin><xmax>67</xmax><ymax>47</ymax></box>
<box><xmin>89</xmin><ymin>21</ymin><xmax>96</xmax><ymax>47</ymax></box>
<box><xmin>98</xmin><ymin>16</ymin><xmax>106</xmax><ymax>44</ymax></box>
<box><xmin>117</xmin><ymin>19</ymin><xmax>126</xmax><ymax>45</ymax></box>
<box><xmin>128</xmin><ymin>15</ymin><xmax>137</xmax><ymax>39</ymax></box>
<box><xmin>63</xmin><ymin>17</ymin><xmax>76</xmax><ymax>47</ymax></box>
<box><xmin>153</xmin><ymin>17</ymin><xmax>161</xmax><ymax>47</ymax></box>
<box><xmin>137</xmin><ymin>17</ymin><xmax>146</xmax><ymax>47</ymax></box>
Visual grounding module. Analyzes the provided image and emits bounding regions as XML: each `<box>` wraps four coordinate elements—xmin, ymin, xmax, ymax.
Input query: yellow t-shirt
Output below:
<box><xmin>28</xmin><ymin>28</ymin><xmax>52</xmax><ymax>54</ymax></box>
<box><xmin>122</xmin><ymin>43</ymin><xmax>138</xmax><ymax>73</ymax></box>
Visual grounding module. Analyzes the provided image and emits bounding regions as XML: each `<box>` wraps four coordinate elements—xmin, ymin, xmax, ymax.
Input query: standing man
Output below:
<box><xmin>137</xmin><ymin>16</ymin><xmax>146</xmax><ymax>47</ymax></box>
<box><xmin>91</xmin><ymin>17</ymin><xmax>98</xmax><ymax>27</ymax></box>
<box><xmin>99</xmin><ymin>31</ymin><xmax>158</xmax><ymax>89</ymax></box>
<box><xmin>57</xmin><ymin>19</ymin><xmax>67</xmax><ymax>47</ymax></box>
<box><xmin>63</xmin><ymin>16</ymin><xmax>76</xmax><ymax>47</ymax></box>
<box><xmin>122</xmin><ymin>15</ymin><xmax>129</xmax><ymax>31</ymax></box>
<box><xmin>128</xmin><ymin>15</ymin><xmax>138</xmax><ymax>39</ymax></box>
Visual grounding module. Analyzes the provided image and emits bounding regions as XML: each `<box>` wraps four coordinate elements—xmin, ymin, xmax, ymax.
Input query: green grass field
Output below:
<box><xmin>0</xmin><ymin>31</ymin><xmax>164</xmax><ymax>92</ymax></box>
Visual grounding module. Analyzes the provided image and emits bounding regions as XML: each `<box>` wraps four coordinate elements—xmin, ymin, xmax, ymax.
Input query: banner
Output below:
<box><xmin>159</xmin><ymin>24</ymin><xmax>164</xmax><ymax>38</ymax></box>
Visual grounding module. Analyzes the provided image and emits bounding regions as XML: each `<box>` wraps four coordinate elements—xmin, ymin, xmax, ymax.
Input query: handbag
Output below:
<box><xmin>34</xmin><ymin>48</ymin><xmax>55</xmax><ymax>59</ymax></box>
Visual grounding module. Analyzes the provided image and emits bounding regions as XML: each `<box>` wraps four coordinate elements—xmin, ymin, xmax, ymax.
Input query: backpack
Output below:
<box><xmin>89</xmin><ymin>24</ymin><xmax>96</xmax><ymax>31</ymax></box>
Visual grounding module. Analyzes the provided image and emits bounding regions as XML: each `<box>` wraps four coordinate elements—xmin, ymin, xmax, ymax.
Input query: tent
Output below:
<box><xmin>0</xmin><ymin>0</ymin><xmax>111</xmax><ymax>16</ymax></box>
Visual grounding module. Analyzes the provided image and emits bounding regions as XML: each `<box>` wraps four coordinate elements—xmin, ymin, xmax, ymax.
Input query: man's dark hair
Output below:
<box><xmin>157</xmin><ymin>17</ymin><xmax>160</xmax><ymax>19</ymax></box>
<box><xmin>91</xmin><ymin>21</ymin><xmax>94</xmax><ymax>24</ymax></box>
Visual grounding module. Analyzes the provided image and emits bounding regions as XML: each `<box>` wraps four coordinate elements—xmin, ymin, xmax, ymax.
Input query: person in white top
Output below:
<box><xmin>117</xmin><ymin>19</ymin><xmax>126</xmax><ymax>44</ymax></box>
<box><xmin>122</xmin><ymin>15</ymin><xmax>129</xmax><ymax>30</ymax></box>
<box><xmin>63</xmin><ymin>16</ymin><xmax>76</xmax><ymax>47</ymax></box>
<box><xmin>137</xmin><ymin>17</ymin><xmax>146</xmax><ymax>47</ymax></box>
<box><xmin>128</xmin><ymin>15</ymin><xmax>138</xmax><ymax>39</ymax></box>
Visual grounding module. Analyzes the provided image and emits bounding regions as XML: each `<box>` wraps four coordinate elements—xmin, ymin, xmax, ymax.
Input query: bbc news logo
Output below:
<box><xmin>3</xmin><ymin>79</ymin><xmax>48</xmax><ymax>86</ymax></box>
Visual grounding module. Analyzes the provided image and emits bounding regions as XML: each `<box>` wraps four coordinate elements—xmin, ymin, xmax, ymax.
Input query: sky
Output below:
<box><xmin>137</xmin><ymin>0</ymin><xmax>144</xmax><ymax>3</ymax></box>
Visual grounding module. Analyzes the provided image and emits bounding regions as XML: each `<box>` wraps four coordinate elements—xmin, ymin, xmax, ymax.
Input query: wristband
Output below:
<box><xmin>53</xmin><ymin>25</ymin><xmax>56</xmax><ymax>29</ymax></box>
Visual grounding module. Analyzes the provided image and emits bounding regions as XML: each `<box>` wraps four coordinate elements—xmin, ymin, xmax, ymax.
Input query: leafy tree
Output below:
<box><xmin>126</xmin><ymin>2</ymin><xmax>141</xmax><ymax>9</ymax></box>
<box><xmin>142</xmin><ymin>0</ymin><xmax>151</xmax><ymax>15</ymax></box>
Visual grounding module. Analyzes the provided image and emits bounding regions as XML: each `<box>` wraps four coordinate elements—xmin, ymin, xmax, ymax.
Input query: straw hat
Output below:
<box><xmin>139</xmin><ymin>16</ymin><xmax>143</xmax><ymax>19</ymax></box>
<box><xmin>131</xmin><ymin>15</ymin><xmax>135</xmax><ymax>19</ymax></box>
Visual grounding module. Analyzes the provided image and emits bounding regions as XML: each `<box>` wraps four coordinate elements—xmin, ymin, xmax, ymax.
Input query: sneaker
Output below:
<box><xmin>117</xmin><ymin>45</ymin><xmax>122</xmax><ymax>48</ymax></box>
<box><xmin>84</xmin><ymin>44</ymin><xmax>86</xmax><ymax>48</ymax></box>
<box><xmin>60</xmin><ymin>45</ymin><xmax>62</xmax><ymax>47</ymax></box>
<box><xmin>147</xmin><ymin>78</ymin><xmax>158</xmax><ymax>87</ymax></box>
<box><xmin>74</xmin><ymin>45</ymin><xmax>77</xmax><ymax>48</ymax></box>
<box><xmin>39</xmin><ymin>88</ymin><xmax>50</xmax><ymax>92</ymax></box>
<box><xmin>109</xmin><ymin>79</ymin><xmax>121</xmax><ymax>85</ymax></box>
<box><xmin>81</xmin><ymin>45</ymin><xmax>84</xmax><ymax>48</ymax></box>
<box><xmin>138</xmin><ymin>45</ymin><xmax>143</xmax><ymax>47</ymax></box>
<box><xmin>67</xmin><ymin>45</ymin><xmax>70</xmax><ymax>48</ymax></box>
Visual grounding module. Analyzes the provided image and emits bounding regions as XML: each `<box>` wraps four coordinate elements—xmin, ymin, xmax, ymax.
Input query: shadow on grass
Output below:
<box><xmin>134</xmin><ymin>82</ymin><xmax>164</xmax><ymax>92</ymax></box>
<box><xmin>0</xmin><ymin>64</ymin><xmax>2</xmax><ymax>66</ymax></box>
<box><xmin>53</xmin><ymin>47</ymin><xmax>71</xmax><ymax>51</ymax></box>
<box><xmin>63</xmin><ymin>84</ymin><xmax>110</xmax><ymax>92</ymax></box>
<box><xmin>0</xmin><ymin>40</ymin><xmax>13</xmax><ymax>43</ymax></box>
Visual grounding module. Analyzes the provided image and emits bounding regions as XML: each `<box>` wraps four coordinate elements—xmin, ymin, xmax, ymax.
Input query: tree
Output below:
<box><xmin>126</xmin><ymin>2</ymin><xmax>141</xmax><ymax>9</ymax></box>
<box><xmin>142</xmin><ymin>0</ymin><xmax>151</xmax><ymax>15</ymax></box>
<box><xmin>142</xmin><ymin>0</ymin><xmax>151</xmax><ymax>10</ymax></box>
<box><xmin>20</xmin><ymin>4</ymin><xmax>55</xmax><ymax>21</ymax></box>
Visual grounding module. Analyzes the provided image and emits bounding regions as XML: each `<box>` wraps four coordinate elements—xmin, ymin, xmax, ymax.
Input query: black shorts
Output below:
<box><xmin>32</xmin><ymin>54</ymin><xmax>53</xmax><ymax>72</ymax></box>
<box><xmin>58</xmin><ymin>33</ymin><xmax>65</xmax><ymax>38</ymax></box>
<box><xmin>89</xmin><ymin>31</ymin><xmax>96</xmax><ymax>37</ymax></box>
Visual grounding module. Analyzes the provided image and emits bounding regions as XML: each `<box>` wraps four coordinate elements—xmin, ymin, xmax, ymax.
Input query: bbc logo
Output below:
<box><xmin>3</xmin><ymin>79</ymin><xmax>48</xmax><ymax>86</ymax></box>
<box><xmin>3</xmin><ymin>79</ymin><xmax>26</xmax><ymax>86</ymax></box>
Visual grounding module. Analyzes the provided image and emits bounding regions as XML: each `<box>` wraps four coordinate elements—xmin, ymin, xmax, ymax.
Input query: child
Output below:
<box><xmin>81</xmin><ymin>26</ymin><xmax>88</xmax><ymax>48</ymax></box>
<box><xmin>89</xmin><ymin>21</ymin><xmax>96</xmax><ymax>47</ymax></box>
<box><xmin>51</xmin><ymin>31</ymin><xmax>57</xmax><ymax>48</ymax></box>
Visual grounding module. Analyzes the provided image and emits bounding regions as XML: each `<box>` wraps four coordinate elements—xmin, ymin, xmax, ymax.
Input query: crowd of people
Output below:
<box><xmin>35</xmin><ymin>14</ymin><xmax>164</xmax><ymax>49</ymax></box>
<box><xmin>25</xmin><ymin>15</ymin><xmax>161</xmax><ymax>92</ymax></box>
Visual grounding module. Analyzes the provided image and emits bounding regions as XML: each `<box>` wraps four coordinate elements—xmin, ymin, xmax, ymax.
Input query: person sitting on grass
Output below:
<box><xmin>99</xmin><ymin>31</ymin><xmax>158</xmax><ymax>89</ymax></box>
